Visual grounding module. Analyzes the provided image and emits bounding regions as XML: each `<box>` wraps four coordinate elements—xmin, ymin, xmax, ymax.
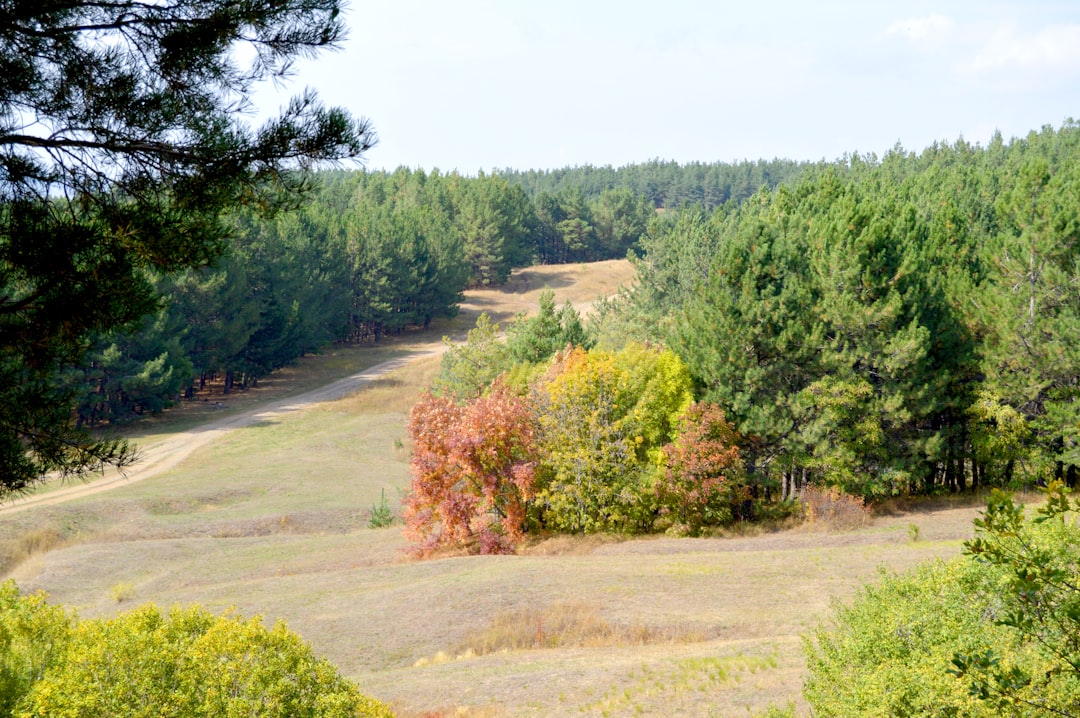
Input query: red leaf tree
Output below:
<box><xmin>403</xmin><ymin>381</ymin><xmax>538</xmax><ymax>556</ymax></box>
<box><xmin>656</xmin><ymin>402</ymin><xmax>746</xmax><ymax>534</ymax></box>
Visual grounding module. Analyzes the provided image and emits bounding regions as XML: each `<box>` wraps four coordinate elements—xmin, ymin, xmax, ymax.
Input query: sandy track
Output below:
<box><xmin>1</xmin><ymin>260</ymin><xmax>633</xmax><ymax>516</ymax></box>
<box><xmin>0</xmin><ymin>345</ymin><xmax>444</xmax><ymax>515</ymax></box>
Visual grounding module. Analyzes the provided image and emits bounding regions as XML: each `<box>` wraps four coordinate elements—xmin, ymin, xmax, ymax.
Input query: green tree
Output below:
<box><xmin>65</xmin><ymin>308</ymin><xmax>193</xmax><ymax>425</ymax></box>
<box><xmin>453</xmin><ymin>173</ymin><xmax>534</xmax><ymax>286</ymax></box>
<box><xmin>671</xmin><ymin>189</ymin><xmax>821</xmax><ymax>491</ymax></box>
<box><xmin>163</xmin><ymin>259</ymin><xmax>261</xmax><ymax>395</ymax></box>
<box><xmin>506</xmin><ymin>289</ymin><xmax>591</xmax><ymax>365</ymax></box>
<box><xmin>978</xmin><ymin>150</ymin><xmax>1080</xmax><ymax>481</ymax></box>
<box><xmin>432</xmin><ymin>312</ymin><xmax>514</xmax><ymax>401</ymax></box>
<box><xmin>554</xmin><ymin>187</ymin><xmax>596</xmax><ymax>262</ymax></box>
<box><xmin>592</xmin><ymin>186</ymin><xmax>653</xmax><ymax>258</ymax></box>
<box><xmin>0</xmin><ymin>0</ymin><xmax>374</xmax><ymax>494</ymax></box>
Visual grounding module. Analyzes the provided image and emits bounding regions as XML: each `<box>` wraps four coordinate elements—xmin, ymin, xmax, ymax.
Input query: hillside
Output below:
<box><xmin>0</xmin><ymin>258</ymin><xmax>985</xmax><ymax>717</ymax></box>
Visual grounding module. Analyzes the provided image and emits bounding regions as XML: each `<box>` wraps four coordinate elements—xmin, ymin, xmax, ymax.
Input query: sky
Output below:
<box><xmin>255</xmin><ymin>0</ymin><xmax>1080</xmax><ymax>174</ymax></box>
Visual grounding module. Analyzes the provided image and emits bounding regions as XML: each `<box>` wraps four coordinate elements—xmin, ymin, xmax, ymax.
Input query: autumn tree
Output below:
<box><xmin>533</xmin><ymin>344</ymin><xmax>693</xmax><ymax>533</ymax></box>
<box><xmin>655</xmin><ymin>402</ymin><xmax>746</xmax><ymax>534</ymax></box>
<box><xmin>0</xmin><ymin>0</ymin><xmax>374</xmax><ymax>494</ymax></box>
<box><xmin>404</xmin><ymin>381</ymin><xmax>539</xmax><ymax>555</ymax></box>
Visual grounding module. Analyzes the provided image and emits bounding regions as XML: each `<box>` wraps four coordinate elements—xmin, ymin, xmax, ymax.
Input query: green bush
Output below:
<box><xmin>805</xmin><ymin>559</ymin><xmax>1006</xmax><ymax>716</ymax></box>
<box><xmin>804</xmin><ymin>493</ymin><xmax>1080</xmax><ymax>717</ymax></box>
<box><xmin>13</xmin><ymin>601</ymin><xmax>392</xmax><ymax>718</ymax></box>
<box><xmin>0</xmin><ymin>581</ymin><xmax>72</xmax><ymax>717</ymax></box>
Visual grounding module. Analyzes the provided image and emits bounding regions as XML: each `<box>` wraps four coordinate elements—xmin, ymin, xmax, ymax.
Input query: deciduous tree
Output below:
<box><xmin>655</xmin><ymin>402</ymin><xmax>745</xmax><ymax>534</ymax></box>
<box><xmin>404</xmin><ymin>381</ymin><xmax>539</xmax><ymax>555</ymax></box>
<box><xmin>533</xmin><ymin>344</ymin><xmax>693</xmax><ymax>533</ymax></box>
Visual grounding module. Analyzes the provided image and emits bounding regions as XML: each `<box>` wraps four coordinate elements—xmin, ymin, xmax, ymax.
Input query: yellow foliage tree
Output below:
<box><xmin>534</xmin><ymin>343</ymin><xmax>693</xmax><ymax>533</ymax></box>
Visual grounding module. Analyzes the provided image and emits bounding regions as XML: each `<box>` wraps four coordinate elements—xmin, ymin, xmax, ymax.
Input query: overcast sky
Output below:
<box><xmin>257</xmin><ymin>0</ymin><xmax>1080</xmax><ymax>174</ymax></box>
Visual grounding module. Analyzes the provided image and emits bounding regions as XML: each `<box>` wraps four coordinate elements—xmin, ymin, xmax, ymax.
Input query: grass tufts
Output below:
<box><xmin>110</xmin><ymin>581</ymin><xmax>136</xmax><ymax>603</ymax></box>
<box><xmin>458</xmin><ymin>601</ymin><xmax>707</xmax><ymax>657</ymax></box>
<box><xmin>0</xmin><ymin>527</ymin><xmax>67</xmax><ymax>575</ymax></box>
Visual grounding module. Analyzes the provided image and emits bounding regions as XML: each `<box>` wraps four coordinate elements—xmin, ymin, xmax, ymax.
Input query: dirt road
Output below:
<box><xmin>0</xmin><ymin>345</ymin><xmax>445</xmax><ymax>515</ymax></box>
<box><xmin>0</xmin><ymin>260</ymin><xmax>634</xmax><ymax>516</ymax></box>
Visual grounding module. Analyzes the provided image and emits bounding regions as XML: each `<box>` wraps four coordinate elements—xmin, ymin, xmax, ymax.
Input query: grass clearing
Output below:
<box><xmin>0</xmin><ymin>259</ymin><xmax>990</xmax><ymax>716</ymax></box>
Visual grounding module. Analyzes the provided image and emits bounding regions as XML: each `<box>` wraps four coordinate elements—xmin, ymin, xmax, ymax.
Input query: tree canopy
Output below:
<box><xmin>594</xmin><ymin>121</ymin><xmax>1080</xmax><ymax>499</ymax></box>
<box><xmin>0</xmin><ymin>0</ymin><xmax>374</xmax><ymax>494</ymax></box>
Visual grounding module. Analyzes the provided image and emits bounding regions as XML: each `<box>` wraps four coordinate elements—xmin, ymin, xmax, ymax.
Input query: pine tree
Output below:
<box><xmin>0</xmin><ymin>0</ymin><xmax>374</xmax><ymax>493</ymax></box>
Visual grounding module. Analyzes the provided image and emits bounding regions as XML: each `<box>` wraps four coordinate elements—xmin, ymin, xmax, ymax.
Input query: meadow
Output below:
<box><xmin>0</xmin><ymin>259</ymin><xmax>987</xmax><ymax>716</ymax></box>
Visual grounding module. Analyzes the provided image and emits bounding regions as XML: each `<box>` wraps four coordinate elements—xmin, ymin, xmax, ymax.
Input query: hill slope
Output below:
<box><xmin>0</xmin><ymin>258</ymin><xmax>983</xmax><ymax>717</ymax></box>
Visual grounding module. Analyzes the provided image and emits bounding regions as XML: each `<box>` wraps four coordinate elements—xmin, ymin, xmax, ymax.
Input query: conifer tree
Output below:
<box><xmin>0</xmin><ymin>0</ymin><xmax>374</xmax><ymax>493</ymax></box>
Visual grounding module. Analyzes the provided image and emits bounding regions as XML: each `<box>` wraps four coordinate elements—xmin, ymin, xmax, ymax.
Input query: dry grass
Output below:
<box><xmin>453</xmin><ymin>259</ymin><xmax>636</xmax><ymax>329</ymax></box>
<box><xmin>0</xmin><ymin>527</ymin><xmax>66</xmax><ymax>574</ymax></box>
<box><xmin>329</xmin><ymin>357</ymin><xmax>442</xmax><ymax>416</ymax></box>
<box><xmin>394</xmin><ymin>706</ymin><xmax>502</xmax><ymax>718</ymax></box>
<box><xmin>453</xmin><ymin>601</ymin><xmax>712</xmax><ymax>658</ymax></box>
<box><xmin>516</xmin><ymin>533</ymin><xmax>628</xmax><ymax>556</ymax></box>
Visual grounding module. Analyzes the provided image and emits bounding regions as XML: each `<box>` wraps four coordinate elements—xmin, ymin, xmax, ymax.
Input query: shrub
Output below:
<box><xmin>17</xmin><ymin>603</ymin><xmax>393</xmax><ymax>718</ymax></box>
<box><xmin>110</xmin><ymin>581</ymin><xmax>136</xmax><ymax>603</ymax></box>
<box><xmin>799</xmin><ymin>484</ymin><xmax>871</xmax><ymax>530</ymax></box>
<box><xmin>0</xmin><ymin>581</ymin><xmax>72</xmax><ymax>717</ymax></box>
<box><xmin>805</xmin><ymin>558</ymin><xmax>1011</xmax><ymax>717</ymax></box>
<box><xmin>804</xmin><ymin>486</ymin><xmax>1080</xmax><ymax>717</ymax></box>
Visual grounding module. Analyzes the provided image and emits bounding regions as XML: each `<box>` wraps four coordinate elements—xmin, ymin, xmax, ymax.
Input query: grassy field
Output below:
<box><xmin>0</xmin><ymin>259</ymin><xmax>990</xmax><ymax>716</ymax></box>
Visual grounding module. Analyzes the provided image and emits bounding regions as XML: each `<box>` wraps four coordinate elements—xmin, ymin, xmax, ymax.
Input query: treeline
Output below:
<box><xmin>594</xmin><ymin>121</ymin><xmax>1080</xmax><ymax>498</ymax></box>
<box><xmin>64</xmin><ymin>168</ymin><xmax>653</xmax><ymax>425</ymax></box>
<box><xmin>497</xmin><ymin>158</ymin><xmax>814</xmax><ymax>210</ymax></box>
<box><xmin>64</xmin><ymin>154</ymin><xmax>827</xmax><ymax>428</ymax></box>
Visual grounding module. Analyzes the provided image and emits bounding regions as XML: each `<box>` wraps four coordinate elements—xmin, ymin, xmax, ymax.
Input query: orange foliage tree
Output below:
<box><xmin>403</xmin><ymin>380</ymin><xmax>538</xmax><ymax>555</ymax></box>
<box><xmin>655</xmin><ymin>402</ymin><xmax>746</xmax><ymax>534</ymax></box>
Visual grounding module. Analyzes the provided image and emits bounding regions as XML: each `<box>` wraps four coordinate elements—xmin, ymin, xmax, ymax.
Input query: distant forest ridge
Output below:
<box><xmin>494</xmin><ymin>158</ymin><xmax>814</xmax><ymax>210</ymax></box>
<box><xmin>361</xmin><ymin>126</ymin><xmax>1036</xmax><ymax>211</ymax></box>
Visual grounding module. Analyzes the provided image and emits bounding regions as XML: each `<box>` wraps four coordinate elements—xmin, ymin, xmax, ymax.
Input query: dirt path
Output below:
<box><xmin>0</xmin><ymin>345</ymin><xmax>446</xmax><ymax>515</ymax></box>
<box><xmin>1</xmin><ymin>260</ymin><xmax>634</xmax><ymax>517</ymax></box>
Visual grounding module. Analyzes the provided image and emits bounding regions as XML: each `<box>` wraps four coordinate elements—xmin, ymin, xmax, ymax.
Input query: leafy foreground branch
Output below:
<box><xmin>0</xmin><ymin>580</ymin><xmax>391</xmax><ymax>718</ymax></box>
<box><xmin>805</xmin><ymin>482</ymin><xmax>1080</xmax><ymax>717</ymax></box>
